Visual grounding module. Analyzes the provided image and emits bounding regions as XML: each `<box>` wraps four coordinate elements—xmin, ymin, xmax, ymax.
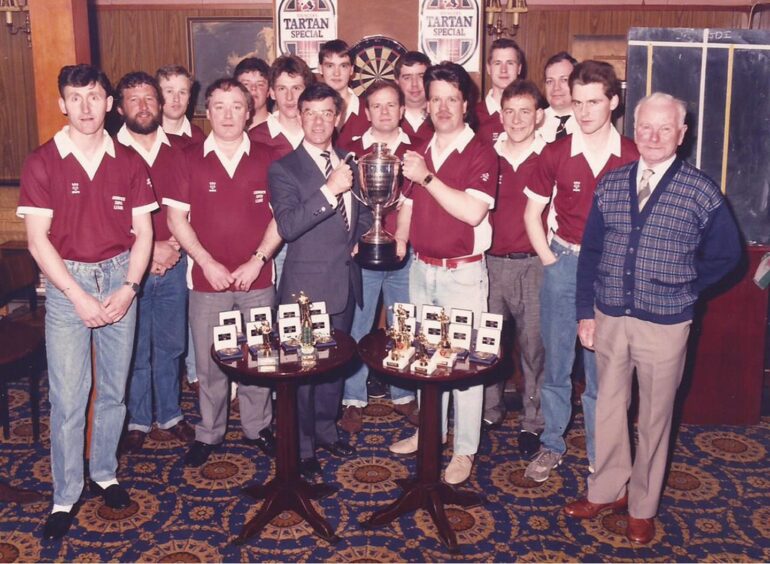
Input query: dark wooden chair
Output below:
<box><xmin>0</xmin><ymin>249</ymin><xmax>44</xmax><ymax>442</ymax></box>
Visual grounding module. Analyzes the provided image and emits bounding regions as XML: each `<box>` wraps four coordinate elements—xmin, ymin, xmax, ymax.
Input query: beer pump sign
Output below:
<box><xmin>419</xmin><ymin>0</ymin><xmax>481</xmax><ymax>73</ymax></box>
<box><xmin>276</xmin><ymin>0</ymin><xmax>338</xmax><ymax>71</ymax></box>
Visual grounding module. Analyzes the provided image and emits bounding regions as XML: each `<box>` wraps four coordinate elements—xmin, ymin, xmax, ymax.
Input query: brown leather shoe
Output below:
<box><xmin>166</xmin><ymin>420</ymin><xmax>195</xmax><ymax>444</ymax></box>
<box><xmin>121</xmin><ymin>430</ymin><xmax>146</xmax><ymax>454</ymax></box>
<box><xmin>393</xmin><ymin>400</ymin><xmax>417</xmax><ymax>417</ymax></box>
<box><xmin>564</xmin><ymin>495</ymin><xmax>628</xmax><ymax>518</ymax></box>
<box><xmin>338</xmin><ymin>406</ymin><xmax>363</xmax><ymax>433</ymax></box>
<box><xmin>406</xmin><ymin>408</ymin><xmax>419</xmax><ymax>426</ymax></box>
<box><xmin>626</xmin><ymin>516</ymin><xmax>655</xmax><ymax>544</ymax></box>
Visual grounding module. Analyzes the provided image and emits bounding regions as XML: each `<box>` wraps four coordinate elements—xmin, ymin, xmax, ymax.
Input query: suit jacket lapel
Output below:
<box><xmin>335</xmin><ymin>147</ymin><xmax>359</xmax><ymax>241</ymax></box>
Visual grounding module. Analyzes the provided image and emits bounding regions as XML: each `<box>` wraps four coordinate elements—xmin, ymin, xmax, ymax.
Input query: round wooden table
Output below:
<box><xmin>213</xmin><ymin>331</ymin><xmax>356</xmax><ymax>545</ymax></box>
<box><xmin>357</xmin><ymin>329</ymin><xmax>501</xmax><ymax>552</ymax></box>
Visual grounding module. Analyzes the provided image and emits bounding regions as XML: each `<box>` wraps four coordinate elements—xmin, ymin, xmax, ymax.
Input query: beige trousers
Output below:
<box><xmin>587</xmin><ymin>310</ymin><xmax>691</xmax><ymax>519</ymax></box>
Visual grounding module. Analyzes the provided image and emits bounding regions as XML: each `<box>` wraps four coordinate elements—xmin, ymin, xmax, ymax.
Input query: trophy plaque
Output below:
<box><xmin>246</xmin><ymin>321</ymin><xmax>278</xmax><ymax>370</ymax></box>
<box><xmin>353</xmin><ymin>142</ymin><xmax>403</xmax><ymax>270</ymax></box>
<box><xmin>214</xmin><ymin>325</ymin><xmax>243</xmax><ymax>361</ymax></box>
<box><xmin>470</xmin><ymin>326</ymin><xmax>502</xmax><ymax>365</ymax></box>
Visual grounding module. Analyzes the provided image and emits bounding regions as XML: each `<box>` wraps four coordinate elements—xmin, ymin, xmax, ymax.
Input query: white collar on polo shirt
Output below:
<box><xmin>570</xmin><ymin>125</ymin><xmax>621</xmax><ymax>178</ymax></box>
<box><xmin>494</xmin><ymin>132</ymin><xmax>546</xmax><ymax>171</ymax></box>
<box><xmin>203</xmin><ymin>131</ymin><xmax>251</xmax><ymax>179</ymax></box>
<box><xmin>116</xmin><ymin>123</ymin><xmax>170</xmax><ymax>167</ymax></box>
<box><xmin>485</xmin><ymin>90</ymin><xmax>501</xmax><ymax>116</ymax></box>
<box><xmin>360</xmin><ymin>127</ymin><xmax>411</xmax><ymax>153</ymax></box>
<box><xmin>428</xmin><ymin>123</ymin><xmax>474</xmax><ymax>171</ymax></box>
<box><xmin>54</xmin><ymin>126</ymin><xmax>115</xmax><ymax>181</ymax></box>
<box><xmin>346</xmin><ymin>88</ymin><xmax>361</xmax><ymax>116</ymax></box>
<box><xmin>403</xmin><ymin>108</ymin><xmax>428</xmax><ymax>132</ymax></box>
<box><xmin>266</xmin><ymin>112</ymin><xmax>304</xmax><ymax>149</ymax></box>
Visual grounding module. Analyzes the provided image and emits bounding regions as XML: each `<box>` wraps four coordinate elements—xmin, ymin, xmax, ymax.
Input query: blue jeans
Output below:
<box><xmin>127</xmin><ymin>257</ymin><xmax>187</xmax><ymax>431</ymax></box>
<box><xmin>45</xmin><ymin>252</ymin><xmax>137</xmax><ymax>506</ymax></box>
<box><xmin>344</xmin><ymin>253</ymin><xmax>415</xmax><ymax>407</ymax></box>
<box><xmin>410</xmin><ymin>256</ymin><xmax>488</xmax><ymax>456</ymax></box>
<box><xmin>539</xmin><ymin>239</ymin><xmax>597</xmax><ymax>464</ymax></box>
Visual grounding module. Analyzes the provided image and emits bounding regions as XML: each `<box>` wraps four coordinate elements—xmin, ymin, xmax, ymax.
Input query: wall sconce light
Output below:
<box><xmin>1</xmin><ymin>0</ymin><xmax>31</xmax><ymax>48</ymax></box>
<box><xmin>485</xmin><ymin>0</ymin><xmax>528</xmax><ymax>39</ymax></box>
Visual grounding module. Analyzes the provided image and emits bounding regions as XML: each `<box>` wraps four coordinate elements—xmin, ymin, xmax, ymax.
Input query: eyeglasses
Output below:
<box><xmin>301</xmin><ymin>109</ymin><xmax>336</xmax><ymax>121</ymax></box>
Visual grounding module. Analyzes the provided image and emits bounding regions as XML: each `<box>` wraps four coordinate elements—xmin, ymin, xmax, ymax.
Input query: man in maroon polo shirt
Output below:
<box><xmin>318</xmin><ymin>39</ymin><xmax>371</xmax><ymax>151</ymax></box>
<box><xmin>390</xmin><ymin>62</ymin><xmax>498</xmax><ymax>486</ymax></box>
<box><xmin>114</xmin><ymin>71</ymin><xmax>196</xmax><ymax>453</ymax></box>
<box><xmin>17</xmin><ymin>64</ymin><xmax>156</xmax><ymax>540</ymax></box>
<box><xmin>249</xmin><ymin>55</ymin><xmax>313</xmax><ymax>160</ymax></box>
<box><xmin>523</xmin><ymin>60</ymin><xmax>639</xmax><ymax>483</ymax></box>
<box><xmin>156</xmin><ymin>65</ymin><xmax>205</xmax><ymax>145</ymax></box>
<box><xmin>476</xmin><ymin>38</ymin><xmax>525</xmax><ymax>145</ymax></box>
<box><xmin>394</xmin><ymin>51</ymin><xmax>434</xmax><ymax>146</ymax></box>
<box><xmin>339</xmin><ymin>80</ymin><xmax>417</xmax><ymax>433</ymax></box>
<box><xmin>165</xmin><ymin>78</ymin><xmax>282</xmax><ymax>467</ymax></box>
<box><xmin>483</xmin><ymin>80</ymin><xmax>548</xmax><ymax>458</ymax></box>
<box><xmin>234</xmin><ymin>57</ymin><xmax>271</xmax><ymax>129</ymax></box>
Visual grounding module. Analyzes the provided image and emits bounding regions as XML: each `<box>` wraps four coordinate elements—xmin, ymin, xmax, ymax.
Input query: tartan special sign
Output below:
<box><xmin>419</xmin><ymin>0</ymin><xmax>481</xmax><ymax>73</ymax></box>
<box><xmin>276</xmin><ymin>0</ymin><xmax>338</xmax><ymax>72</ymax></box>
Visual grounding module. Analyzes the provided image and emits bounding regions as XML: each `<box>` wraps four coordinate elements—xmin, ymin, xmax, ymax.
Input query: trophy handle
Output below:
<box><xmin>349</xmin><ymin>189</ymin><xmax>368</xmax><ymax>206</ymax></box>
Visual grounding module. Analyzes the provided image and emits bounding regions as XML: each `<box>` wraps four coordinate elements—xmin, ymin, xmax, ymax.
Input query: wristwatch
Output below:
<box><xmin>422</xmin><ymin>173</ymin><xmax>434</xmax><ymax>186</ymax></box>
<box><xmin>254</xmin><ymin>250</ymin><xmax>267</xmax><ymax>263</ymax></box>
<box><xmin>123</xmin><ymin>281</ymin><xmax>140</xmax><ymax>294</ymax></box>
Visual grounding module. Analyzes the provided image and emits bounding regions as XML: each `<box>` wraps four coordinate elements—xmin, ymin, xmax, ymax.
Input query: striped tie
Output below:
<box><xmin>321</xmin><ymin>150</ymin><xmax>349</xmax><ymax>231</ymax></box>
<box><xmin>555</xmin><ymin>115</ymin><xmax>570</xmax><ymax>139</ymax></box>
<box><xmin>637</xmin><ymin>168</ymin><xmax>654</xmax><ymax>212</ymax></box>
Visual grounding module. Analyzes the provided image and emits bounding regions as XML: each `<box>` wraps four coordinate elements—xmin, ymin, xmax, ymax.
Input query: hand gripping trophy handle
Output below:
<box><xmin>353</xmin><ymin>143</ymin><xmax>403</xmax><ymax>270</ymax></box>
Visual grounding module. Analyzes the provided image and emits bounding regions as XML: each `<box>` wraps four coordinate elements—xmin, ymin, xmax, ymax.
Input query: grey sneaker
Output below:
<box><xmin>524</xmin><ymin>448</ymin><xmax>563</xmax><ymax>482</ymax></box>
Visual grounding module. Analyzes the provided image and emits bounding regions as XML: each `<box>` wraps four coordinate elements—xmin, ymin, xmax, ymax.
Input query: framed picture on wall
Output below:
<box><xmin>187</xmin><ymin>17</ymin><xmax>275</xmax><ymax>116</ymax></box>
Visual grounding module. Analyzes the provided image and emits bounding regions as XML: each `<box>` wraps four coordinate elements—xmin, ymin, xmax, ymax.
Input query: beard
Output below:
<box><xmin>125</xmin><ymin>113</ymin><xmax>160</xmax><ymax>135</ymax></box>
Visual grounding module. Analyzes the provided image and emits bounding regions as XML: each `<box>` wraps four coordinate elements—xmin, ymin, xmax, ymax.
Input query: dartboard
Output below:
<box><xmin>349</xmin><ymin>36</ymin><xmax>408</xmax><ymax>96</ymax></box>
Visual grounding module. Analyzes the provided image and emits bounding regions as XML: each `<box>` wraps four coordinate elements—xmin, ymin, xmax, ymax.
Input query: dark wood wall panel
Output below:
<box><xmin>505</xmin><ymin>8</ymin><xmax>746</xmax><ymax>89</ymax></box>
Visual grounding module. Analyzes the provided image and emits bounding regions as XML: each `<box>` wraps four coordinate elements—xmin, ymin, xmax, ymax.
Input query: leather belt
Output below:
<box><xmin>552</xmin><ymin>233</ymin><xmax>581</xmax><ymax>253</ymax></box>
<box><xmin>415</xmin><ymin>253</ymin><xmax>483</xmax><ymax>269</ymax></box>
<box><xmin>487</xmin><ymin>251</ymin><xmax>538</xmax><ymax>260</ymax></box>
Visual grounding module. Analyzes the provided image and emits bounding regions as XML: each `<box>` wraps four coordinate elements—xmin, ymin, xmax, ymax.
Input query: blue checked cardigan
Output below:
<box><xmin>576</xmin><ymin>158</ymin><xmax>741</xmax><ymax>324</ymax></box>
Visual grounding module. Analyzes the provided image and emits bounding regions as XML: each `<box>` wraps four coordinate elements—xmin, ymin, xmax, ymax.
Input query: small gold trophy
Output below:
<box><xmin>260</xmin><ymin>321</ymin><xmax>273</xmax><ymax>357</ymax></box>
<box><xmin>411</xmin><ymin>330</ymin><xmax>437</xmax><ymax>375</ymax></box>
<box><xmin>438</xmin><ymin>309</ymin><xmax>452</xmax><ymax>357</ymax></box>
<box><xmin>296</xmin><ymin>291</ymin><xmax>317</xmax><ymax>366</ymax></box>
<box><xmin>383</xmin><ymin>304</ymin><xmax>415</xmax><ymax>369</ymax></box>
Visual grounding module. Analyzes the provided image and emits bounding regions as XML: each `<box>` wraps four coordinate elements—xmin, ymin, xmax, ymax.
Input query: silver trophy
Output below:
<box><xmin>352</xmin><ymin>143</ymin><xmax>402</xmax><ymax>269</ymax></box>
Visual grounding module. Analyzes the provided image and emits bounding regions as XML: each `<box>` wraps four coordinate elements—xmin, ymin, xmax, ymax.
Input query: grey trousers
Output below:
<box><xmin>190</xmin><ymin>288</ymin><xmax>275</xmax><ymax>445</ymax></box>
<box><xmin>485</xmin><ymin>255</ymin><xmax>545</xmax><ymax>432</ymax></box>
<box><xmin>587</xmin><ymin>310</ymin><xmax>691</xmax><ymax>519</ymax></box>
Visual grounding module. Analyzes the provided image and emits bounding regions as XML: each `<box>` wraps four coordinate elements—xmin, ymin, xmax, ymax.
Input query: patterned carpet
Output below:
<box><xmin>0</xmin><ymin>379</ymin><xmax>769</xmax><ymax>563</ymax></box>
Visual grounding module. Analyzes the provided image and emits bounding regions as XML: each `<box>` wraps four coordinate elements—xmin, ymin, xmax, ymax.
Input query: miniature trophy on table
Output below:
<box><xmin>246</xmin><ymin>320</ymin><xmax>278</xmax><ymax>370</ymax></box>
<box><xmin>383</xmin><ymin>304</ymin><xmax>415</xmax><ymax>369</ymax></box>
<box><xmin>410</xmin><ymin>330</ymin><xmax>438</xmax><ymax>375</ymax></box>
<box><xmin>433</xmin><ymin>308</ymin><xmax>457</xmax><ymax>368</ymax></box>
<box><xmin>297</xmin><ymin>291</ymin><xmax>317</xmax><ymax>366</ymax></box>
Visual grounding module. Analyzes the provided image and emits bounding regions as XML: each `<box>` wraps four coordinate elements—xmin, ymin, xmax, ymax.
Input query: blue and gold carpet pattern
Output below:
<box><xmin>0</xmin><ymin>381</ymin><xmax>769</xmax><ymax>562</ymax></box>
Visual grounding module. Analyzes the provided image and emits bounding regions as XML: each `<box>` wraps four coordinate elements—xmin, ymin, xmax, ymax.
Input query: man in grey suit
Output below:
<box><xmin>269</xmin><ymin>82</ymin><xmax>372</xmax><ymax>479</ymax></box>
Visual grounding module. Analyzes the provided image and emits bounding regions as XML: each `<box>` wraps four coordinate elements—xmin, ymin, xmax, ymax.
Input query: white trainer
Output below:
<box><xmin>444</xmin><ymin>454</ymin><xmax>474</xmax><ymax>485</ymax></box>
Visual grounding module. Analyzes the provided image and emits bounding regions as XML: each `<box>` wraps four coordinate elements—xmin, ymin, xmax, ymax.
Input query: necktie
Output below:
<box><xmin>637</xmin><ymin>168</ymin><xmax>655</xmax><ymax>212</ymax></box>
<box><xmin>321</xmin><ymin>150</ymin><xmax>349</xmax><ymax>231</ymax></box>
<box><xmin>555</xmin><ymin>115</ymin><xmax>571</xmax><ymax>140</ymax></box>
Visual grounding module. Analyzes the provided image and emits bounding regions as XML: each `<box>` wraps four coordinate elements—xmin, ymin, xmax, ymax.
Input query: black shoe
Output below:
<box><xmin>300</xmin><ymin>457</ymin><xmax>322</xmax><ymax>480</ymax></box>
<box><xmin>244</xmin><ymin>428</ymin><xmax>276</xmax><ymax>456</ymax></box>
<box><xmin>318</xmin><ymin>440</ymin><xmax>356</xmax><ymax>457</ymax></box>
<box><xmin>481</xmin><ymin>417</ymin><xmax>503</xmax><ymax>432</ymax></box>
<box><xmin>91</xmin><ymin>483</ymin><xmax>132</xmax><ymax>509</ymax></box>
<box><xmin>367</xmin><ymin>377</ymin><xmax>387</xmax><ymax>399</ymax></box>
<box><xmin>184</xmin><ymin>441</ymin><xmax>219</xmax><ymax>467</ymax></box>
<box><xmin>518</xmin><ymin>430</ymin><xmax>541</xmax><ymax>457</ymax></box>
<box><xmin>42</xmin><ymin>510</ymin><xmax>74</xmax><ymax>540</ymax></box>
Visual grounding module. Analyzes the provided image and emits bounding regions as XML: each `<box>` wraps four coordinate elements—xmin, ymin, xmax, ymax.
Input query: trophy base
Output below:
<box><xmin>355</xmin><ymin>240</ymin><xmax>402</xmax><ymax>271</ymax></box>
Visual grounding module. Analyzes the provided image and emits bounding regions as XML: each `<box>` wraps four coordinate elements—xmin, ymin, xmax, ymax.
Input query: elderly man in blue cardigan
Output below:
<box><xmin>563</xmin><ymin>92</ymin><xmax>741</xmax><ymax>545</ymax></box>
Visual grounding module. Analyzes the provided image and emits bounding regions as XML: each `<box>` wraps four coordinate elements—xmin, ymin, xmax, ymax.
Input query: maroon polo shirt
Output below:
<box><xmin>248</xmin><ymin>120</ymin><xmax>297</xmax><ymax>161</ymax></box>
<box><xmin>525</xmin><ymin>131</ymin><xmax>639</xmax><ymax>245</ymax></box>
<box><xmin>164</xmin><ymin>136</ymin><xmax>276</xmax><ymax>292</ymax></box>
<box><xmin>18</xmin><ymin>131</ymin><xmax>157</xmax><ymax>262</ymax></box>
<box><xmin>117</xmin><ymin>128</ymin><xmax>186</xmax><ymax>242</ymax></box>
<box><xmin>489</xmin><ymin>136</ymin><xmax>546</xmax><ymax>255</ymax></box>
<box><xmin>400</xmin><ymin>114</ymin><xmax>434</xmax><ymax>146</ymax></box>
<box><xmin>407</xmin><ymin>126</ymin><xmax>498</xmax><ymax>259</ymax></box>
<box><xmin>335</xmin><ymin>95</ymin><xmax>371</xmax><ymax>152</ymax></box>
<box><xmin>475</xmin><ymin>99</ymin><xmax>503</xmax><ymax>145</ymax></box>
